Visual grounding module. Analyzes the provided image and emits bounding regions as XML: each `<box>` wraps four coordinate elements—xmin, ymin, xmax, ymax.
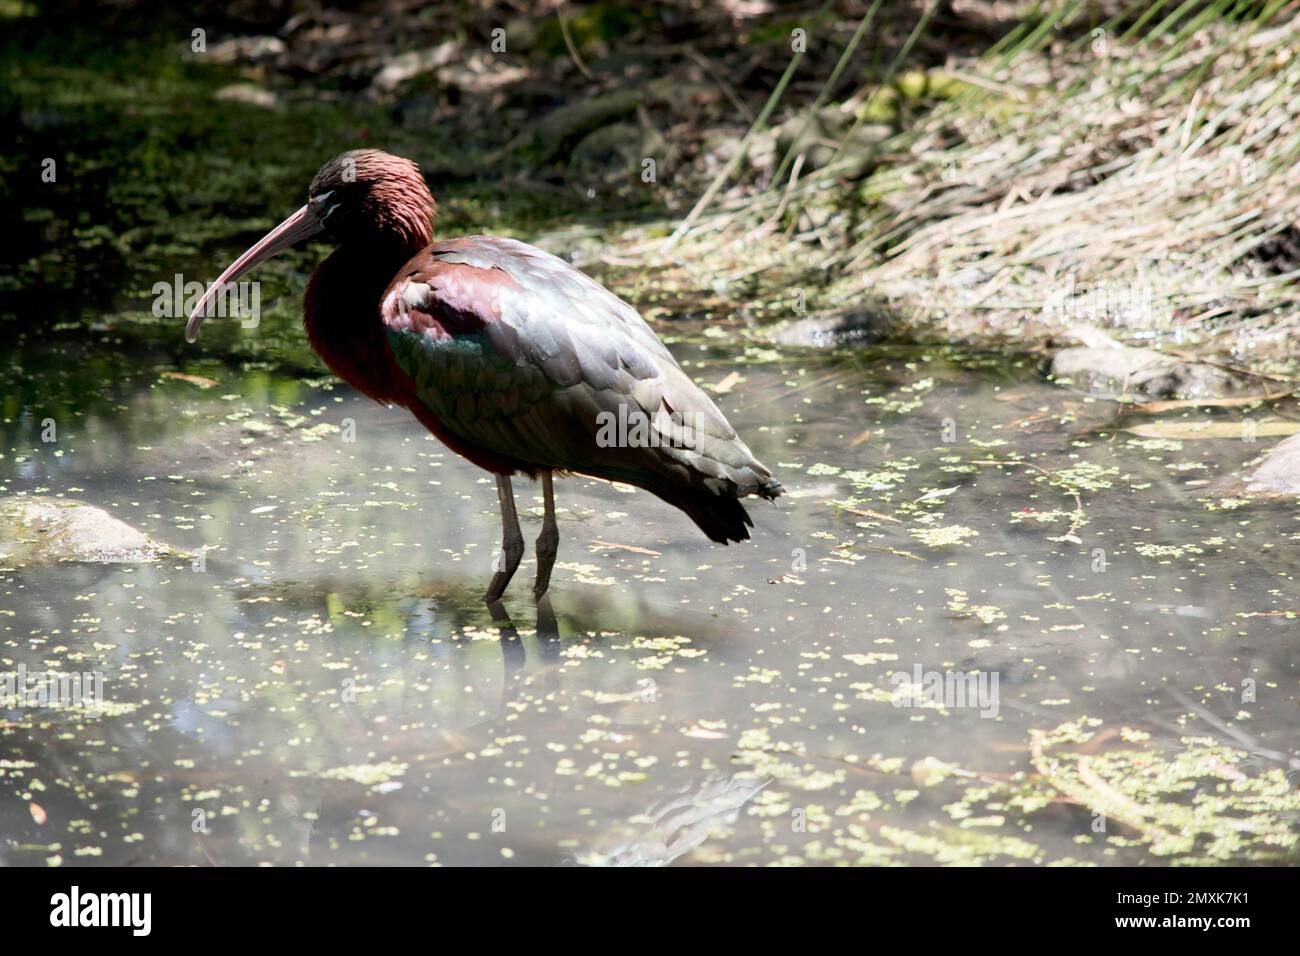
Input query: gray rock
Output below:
<box><xmin>1049</xmin><ymin>326</ymin><xmax>1245</xmax><ymax>401</ymax></box>
<box><xmin>770</xmin><ymin>307</ymin><xmax>895</xmax><ymax>348</ymax></box>
<box><xmin>1242</xmin><ymin>434</ymin><xmax>1300</xmax><ymax>495</ymax></box>
<box><xmin>0</xmin><ymin>497</ymin><xmax>180</xmax><ymax>568</ymax></box>
<box><xmin>1200</xmin><ymin>433</ymin><xmax>1300</xmax><ymax>498</ymax></box>
<box><xmin>214</xmin><ymin>84</ymin><xmax>280</xmax><ymax>110</ymax></box>
<box><xmin>370</xmin><ymin>41</ymin><xmax>459</xmax><ymax>95</ymax></box>
<box><xmin>207</xmin><ymin>35</ymin><xmax>286</xmax><ymax>66</ymax></box>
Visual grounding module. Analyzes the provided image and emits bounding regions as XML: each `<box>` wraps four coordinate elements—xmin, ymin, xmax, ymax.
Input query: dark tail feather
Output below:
<box><xmin>652</xmin><ymin>487</ymin><xmax>755</xmax><ymax>544</ymax></box>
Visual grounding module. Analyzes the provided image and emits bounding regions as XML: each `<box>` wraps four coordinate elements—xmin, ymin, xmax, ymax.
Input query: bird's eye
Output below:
<box><xmin>310</xmin><ymin>190</ymin><xmax>341</xmax><ymax>225</ymax></box>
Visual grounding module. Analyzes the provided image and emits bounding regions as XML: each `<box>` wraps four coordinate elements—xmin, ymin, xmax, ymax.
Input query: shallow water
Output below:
<box><xmin>2</xmin><ymin>318</ymin><xmax>1298</xmax><ymax>866</ymax></box>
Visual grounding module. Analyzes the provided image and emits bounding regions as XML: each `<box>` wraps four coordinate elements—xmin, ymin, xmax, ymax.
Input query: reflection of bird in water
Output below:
<box><xmin>489</xmin><ymin>593</ymin><xmax>560</xmax><ymax>693</ymax></box>
<box><xmin>488</xmin><ymin>593</ymin><xmax>562</xmax><ymax>675</ymax></box>
<box><xmin>581</xmin><ymin>774</ymin><xmax>768</xmax><ymax>867</ymax></box>
<box><xmin>443</xmin><ymin>595</ymin><xmax>563</xmax><ymax>731</ymax></box>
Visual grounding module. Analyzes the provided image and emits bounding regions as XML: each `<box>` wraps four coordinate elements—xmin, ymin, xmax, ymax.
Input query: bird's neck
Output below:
<box><xmin>303</xmin><ymin>227</ymin><xmax>430</xmax><ymax>403</ymax></box>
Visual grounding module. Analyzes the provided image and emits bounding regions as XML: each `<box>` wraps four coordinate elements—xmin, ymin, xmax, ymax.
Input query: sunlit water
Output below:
<box><xmin>2</xmin><ymin>320</ymin><xmax>1297</xmax><ymax>866</ymax></box>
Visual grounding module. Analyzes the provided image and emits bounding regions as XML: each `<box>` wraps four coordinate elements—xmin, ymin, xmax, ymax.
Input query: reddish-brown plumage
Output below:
<box><xmin>300</xmin><ymin>152</ymin><xmax>433</xmax><ymax>402</ymax></box>
<box><xmin>303</xmin><ymin>246</ymin><xmax>410</xmax><ymax>404</ymax></box>
<box><xmin>186</xmin><ymin>148</ymin><xmax>781</xmax><ymax>597</ymax></box>
<box><xmin>383</xmin><ymin>256</ymin><xmax>513</xmax><ymax>340</ymax></box>
<box><xmin>294</xmin><ymin>154</ymin><xmax>532</xmax><ymax>476</ymax></box>
<box><xmin>304</xmin><ymin>244</ymin><xmax>530</xmax><ymax>477</ymax></box>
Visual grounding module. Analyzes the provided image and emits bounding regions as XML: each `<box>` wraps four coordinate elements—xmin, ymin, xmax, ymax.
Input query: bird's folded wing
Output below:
<box><xmin>380</xmin><ymin>236</ymin><xmax>770</xmax><ymax>493</ymax></box>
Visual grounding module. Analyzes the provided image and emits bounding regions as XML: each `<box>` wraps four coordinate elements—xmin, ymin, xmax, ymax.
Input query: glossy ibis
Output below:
<box><xmin>186</xmin><ymin>149</ymin><xmax>782</xmax><ymax>600</ymax></box>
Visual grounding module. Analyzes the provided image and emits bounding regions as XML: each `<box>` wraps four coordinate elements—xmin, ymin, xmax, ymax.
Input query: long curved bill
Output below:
<box><xmin>185</xmin><ymin>204</ymin><xmax>324</xmax><ymax>342</ymax></box>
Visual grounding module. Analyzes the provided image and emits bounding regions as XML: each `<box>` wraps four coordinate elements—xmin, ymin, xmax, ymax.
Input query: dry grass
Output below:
<box><xmin>644</xmin><ymin>3</ymin><xmax>1300</xmax><ymax>369</ymax></box>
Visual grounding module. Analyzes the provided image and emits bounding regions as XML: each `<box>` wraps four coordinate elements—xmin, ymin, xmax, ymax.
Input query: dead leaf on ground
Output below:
<box><xmin>708</xmin><ymin>371</ymin><xmax>743</xmax><ymax>394</ymax></box>
<box><xmin>161</xmin><ymin>371</ymin><xmax>219</xmax><ymax>388</ymax></box>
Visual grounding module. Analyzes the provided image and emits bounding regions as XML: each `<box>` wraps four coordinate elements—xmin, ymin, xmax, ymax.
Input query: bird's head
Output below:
<box><xmin>308</xmin><ymin>149</ymin><xmax>436</xmax><ymax>245</ymax></box>
<box><xmin>185</xmin><ymin>148</ymin><xmax>436</xmax><ymax>342</ymax></box>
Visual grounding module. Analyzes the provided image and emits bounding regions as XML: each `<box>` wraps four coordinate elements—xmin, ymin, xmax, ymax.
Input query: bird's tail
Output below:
<box><xmin>650</xmin><ymin>486</ymin><xmax>756</xmax><ymax>544</ymax></box>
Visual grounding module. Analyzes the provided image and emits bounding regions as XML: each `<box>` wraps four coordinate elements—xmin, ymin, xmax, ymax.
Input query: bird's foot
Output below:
<box><xmin>485</xmin><ymin>532</ymin><xmax>525</xmax><ymax>602</ymax></box>
<box><xmin>531</xmin><ymin>562</ymin><xmax>555</xmax><ymax>599</ymax></box>
<box><xmin>532</xmin><ymin>526</ymin><xmax>559</xmax><ymax>600</ymax></box>
<box><xmin>485</xmin><ymin>573</ymin><xmax>514</xmax><ymax>602</ymax></box>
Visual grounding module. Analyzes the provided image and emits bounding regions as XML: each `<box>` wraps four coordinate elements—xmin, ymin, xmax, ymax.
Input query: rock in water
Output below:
<box><xmin>1049</xmin><ymin>326</ymin><xmax>1245</xmax><ymax>401</ymax></box>
<box><xmin>770</xmin><ymin>307</ymin><xmax>896</xmax><ymax>348</ymax></box>
<box><xmin>1202</xmin><ymin>433</ymin><xmax>1300</xmax><ymax>498</ymax></box>
<box><xmin>0</xmin><ymin>496</ymin><xmax>178</xmax><ymax>567</ymax></box>
<box><xmin>1241</xmin><ymin>434</ymin><xmax>1300</xmax><ymax>495</ymax></box>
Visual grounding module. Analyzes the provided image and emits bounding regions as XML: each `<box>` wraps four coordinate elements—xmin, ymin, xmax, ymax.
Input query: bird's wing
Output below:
<box><xmin>381</xmin><ymin>236</ymin><xmax>775</xmax><ymax>495</ymax></box>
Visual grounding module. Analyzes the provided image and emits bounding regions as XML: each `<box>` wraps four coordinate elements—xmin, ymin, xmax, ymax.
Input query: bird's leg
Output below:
<box><xmin>533</xmin><ymin>471</ymin><xmax>560</xmax><ymax>599</ymax></box>
<box><xmin>485</xmin><ymin>474</ymin><xmax>524</xmax><ymax>602</ymax></box>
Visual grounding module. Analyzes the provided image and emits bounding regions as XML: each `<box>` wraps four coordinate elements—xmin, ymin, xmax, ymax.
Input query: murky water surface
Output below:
<box><xmin>2</xmin><ymin>317</ymin><xmax>1297</xmax><ymax>866</ymax></box>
